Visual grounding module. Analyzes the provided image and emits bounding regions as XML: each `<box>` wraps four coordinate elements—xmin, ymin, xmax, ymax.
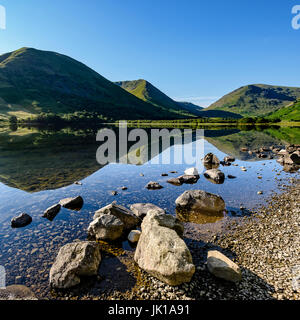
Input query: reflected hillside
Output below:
<box><xmin>205</xmin><ymin>127</ymin><xmax>287</xmax><ymax>161</ymax></box>
<box><xmin>0</xmin><ymin>126</ymin><xmax>298</xmax><ymax>193</ymax></box>
<box><xmin>0</xmin><ymin>128</ymin><xmax>103</xmax><ymax>192</ymax></box>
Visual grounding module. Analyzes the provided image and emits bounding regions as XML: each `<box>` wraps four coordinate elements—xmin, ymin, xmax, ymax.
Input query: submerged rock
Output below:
<box><xmin>43</xmin><ymin>204</ymin><xmax>61</xmax><ymax>221</ymax></box>
<box><xmin>88</xmin><ymin>214</ymin><xmax>124</xmax><ymax>241</ymax></box>
<box><xmin>59</xmin><ymin>196</ymin><xmax>83</xmax><ymax>210</ymax></box>
<box><xmin>0</xmin><ymin>285</ymin><xmax>37</xmax><ymax>300</ymax></box>
<box><xmin>175</xmin><ymin>190</ymin><xmax>225</xmax><ymax>216</ymax></box>
<box><xmin>134</xmin><ymin>211</ymin><xmax>195</xmax><ymax>286</ymax></box>
<box><xmin>11</xmin><ymin>213</ymin><xmax>32</xmax><ymax>228</ymax></box>
<box><xmin>207</xmin><ymin>250</ymin><xmax>242</xmax><ymax>283</ymax></box>
<box><xmin>130</xmin><ymin>203</ymin><xmax>165</xmax><ymax>219</ymax></box>
<box><xmin>94</xmin><ymin>202</ymin><xmax>140</xmax><ymax>230</ymax></box>
<box><xmin>204</xmin><ymin>169</ymin><xmax>225</xmax><ymax>184</ymax></box>
<box><xmin>145</xmin><ymin>181</ymin><xmax>164</xmax><ymax>190</ymax></box>
<box><xmin>49</xmin><ymin>241</ymin><xmax>101</xmax><ymax>289</ymax></box>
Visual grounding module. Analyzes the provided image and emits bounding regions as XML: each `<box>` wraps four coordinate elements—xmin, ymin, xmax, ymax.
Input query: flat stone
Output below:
<box><xmin>59</xmin><ymin>196</ymin><xmax>83</xmax><ymax>210</ymax></box>
<box><xmin>130</xmin><ymin>203</ymin><xmax>165</xmax><ymax>219</ymax></box>
<box><xmin>11</xmin><ymin>213</ymin><xmax>32</xmax><ymax>228</ymax></box>
<box><xmin>43</xmin><ymin>204</ymin><xmax>61</xmax><ymax>221</ymax></box>
<box><xmin>207</xmin><ymin>250</ymin><xmax>242</xmax><ymax>283</ymax></box>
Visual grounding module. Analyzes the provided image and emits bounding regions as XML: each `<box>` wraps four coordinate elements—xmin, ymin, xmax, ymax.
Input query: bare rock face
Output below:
<box><xmin>11</xmin><ymin>213</ymin><xmax>32</xmax><ymax>228</ymax></box>
<box><xmin>207</xmin><ymin>250</ymin><xmax>242</xmax><ymax>283</ymax></box>
<box><xmin>134</xmin><ymin>211</ymin><xmax>195</xmax><ymax>286</ymax></box>
<box><xmin>0</xmin><ymin>285</ymin><xmax>37</xmax><ymax>300</ymax></box>
<box><xmin>94</xmin><ymin>202</ymin><xmax>140</xmax><ymax>230</ymax></box>
<box><xmin>88</xmin><ymin>214</ymin><xmax>124</xmax><ymax>241</ymax></box>
<box><xmin>43</xmin><ymin>204</ymin><xmax>61</xmax><ymax>221</ymax></box>
<box><xmin>49</xmin><ymin>241</ymin><xmax>101</xmax><ymax>289</ymax></box>
<box><xmin>130</xmin><ymin>203</ymin><xmax>165</xmax><ymax>219</ymax></box>
<box><xmin>175</xmin><ymin>190</ymin><xmax>225</xmax><ymax>215</ymax></box>
<box><xmin>59</xmin><ymin>196</ymin><xmax>84</xmax><ymax>210</ymax></box>
<box><xmin>204</xmin><ymin>169</ymin><xmax>225</xmax><ymax>184</ymax></box>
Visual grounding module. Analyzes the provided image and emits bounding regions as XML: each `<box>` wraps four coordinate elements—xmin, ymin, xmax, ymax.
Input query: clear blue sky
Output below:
<box><xmin>0</xmin><ymin>0</ymin><xmax>299</xmax><ymax>106</ymax></box>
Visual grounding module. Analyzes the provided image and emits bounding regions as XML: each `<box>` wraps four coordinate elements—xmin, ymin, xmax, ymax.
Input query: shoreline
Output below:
<box><xmin>52</xmin><ymin>175</ymin><xmax>299</xmax><ymax>301</ymax></box>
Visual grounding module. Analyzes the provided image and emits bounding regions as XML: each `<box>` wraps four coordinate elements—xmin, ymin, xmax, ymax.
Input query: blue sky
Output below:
<box><xmin>0</xmin><ymin>0</ymin><xmax>299</xmax><ymax>106</ymax></box>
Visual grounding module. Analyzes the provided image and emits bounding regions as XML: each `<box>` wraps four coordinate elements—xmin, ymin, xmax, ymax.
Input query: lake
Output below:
<box><xmin>0</xmin><ymin>124</ymin><xmax>299</xmax><ymax>298</ymax></box>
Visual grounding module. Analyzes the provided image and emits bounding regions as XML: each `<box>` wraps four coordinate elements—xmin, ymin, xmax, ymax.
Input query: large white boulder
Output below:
<box><xmin>134</xmin><ymin>211</ymin><xmax>195</xmax><ymax>286</ymax></box>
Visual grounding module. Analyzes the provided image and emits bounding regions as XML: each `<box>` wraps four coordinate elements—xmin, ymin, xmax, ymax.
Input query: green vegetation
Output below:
<box><xmin>115</xmin><ymin>79</ymin><xmax>197</xmax><ymax>117</ymax></box>
<box><xmin>266</xmin><ymin>99</ymin><xmax>300</xmax><ymax>122</ymax></box>
<box><xmin>207</xmin><ymin>84</ymin><xmax>300</xmax><ymax>117</ymax></box>
<box><xmin>0</xmin><ymin>48</ymin><xmax>193</xmax><ymax>121</ymax></box>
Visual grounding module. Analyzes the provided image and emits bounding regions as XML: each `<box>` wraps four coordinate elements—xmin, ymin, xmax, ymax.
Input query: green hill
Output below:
<box><xmin>115</xmin><ymin>79</ymin><xmax>196</xmax><ymax>117</ymax></box>
<box><xmin>267</xmin><ymin>99</ymin><xmax>300</xmax><ymax>122</ymax></box>
<box><xmin>0</xmin><ymin>48</ymin><xmax>190</xmax><ymax>120</ymax></box>
<box><xmin>206</xmin><ymin>84</ymin><xmax>300</xmax><ymax>117</ymax></box>
<box><xmin>176</xmin><ymin>101</ymin><xmax>204</xmax><ymax>116</ymax></box>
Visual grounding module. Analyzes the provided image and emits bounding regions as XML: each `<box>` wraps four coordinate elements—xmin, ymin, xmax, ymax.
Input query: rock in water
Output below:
<box><xmin>43</xmin><ymin>204</ymin><xmax>61</xmax><ymax>221</ymax></box>
<box><xmin>49</xmin><ymin>241</ymin><xmax>101</xmax><ymax>289</ymax></box>
<box><xmin>11</xmin><ymin>213</ymin><xmax>32</xmax><ymax>228</ymax></box>
<box><xmin>59</xmin><ymin>196</ymin><xmax>84</xmax><ymax>210</ymax></box>
<box><xmin>134</xmin><ymin>211</ymin><xmax>195</xmax><ymax>286</ymax></box>
<box><xmin>0</xmin><ymin>285</ymin><xmax>37</xmax><ymax>300</ymax></box>
<box><xmin>184</xmin><ymin>167</ymin><xmax>199</xmax><ymax>176</ymax></box>
<box><xmin>207</xmin><ymin>250</ymin><xmax>242</xmax><ymax>283</ymax></box>
<box><xmin>128</xmin><ymin>230</ymin><xmax>141</xmax><ymax>243</ymax></box>
<box><xmin>203</xmin><ymin>153</ymin><xmax>220</xmax><ymax>167</ymax></box>
<box><xmin>88</xmin><ymin>214</ymin><xmax>124</xmax><ymax>241</ymax></box>
<box><xmin>204</xmin><ymin>169</ymin><xmax>225</xmax><ymax>184</ymax></box>
<box><xmin>145</xmin><ymin>181</ymin><xmax>164</xmax><ymax>190</ymax></box>
<box><xmin>224</xmin><ymin>156</ymin><xmax>235</xmax><ymax>162</ymax></box>
<box><xmin>130</xmin><ymin>203</ymin><xmax>165</xmax><ymax>219</ymax></box>
<box><xmin>175</xmin><ymin>190</ymin><xmax>225</xmax><ymax>215</ymax></box>
<box><xmin>94</xmin><ymin>202</ymin><xmax>140</xmax><ymax>230</ymax></box>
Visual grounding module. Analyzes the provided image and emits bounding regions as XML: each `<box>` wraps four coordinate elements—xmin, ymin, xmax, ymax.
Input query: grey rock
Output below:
<box><xmin>88</xmin><ymin>214</ymin><xmax>124</xmax><ymax>241</ymax></box>
<box><xmin>145</xmin><ymin>181</ymin><xmax>164</xmax><ymax>190</ymax></box>
<box><xmin>94</xmin><ymin>202</ymin><xmax>140</xmax><ymax>230</ymax></box>
<box><xmin>134</xmin><ymin>211</ymin><xmax>195</xmax><ymax>286</ymax></box>
<box><xmin>59</xmin><ymin>196</ymin><xmax>83</xmax><ymax>210</ymax></box>
<box><xmin>130</xmin><ymin>203</ymin><xmax>165</xmax><ymax>219</ymax></box>
<box><xmin>0</xmin><ymin>285</ymin><xmax>37</xmax><ymax>300</ymax></box>
<box><xmin>204</xmin><ymin>169</ymin><xmax>225</xmax><ymax>184</ymax></box>
<box><xmin>49</xmin><ymin>241</ymin><xmax>101</xmax><ymax>289</ymax></box>
<box><xmin>207</xmin><ymin>250</ymin><xmax>242</xmax><ymax>283</ymax></box>
<box><xmin>43</xmin><ymin>204</ymin><xmax>61</xmax><ymax>221</ymax></box>
<box><xmin>175</xmin><ymin>190</ymin><xmax>225</xmax><ymax>215</ymax></box>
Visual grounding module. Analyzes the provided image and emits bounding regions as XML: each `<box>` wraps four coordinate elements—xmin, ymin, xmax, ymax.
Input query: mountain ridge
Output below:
<box><xmin>207</xmin><ymin>84</ymin><xmax>300</xmax><ymax>117</ymax></box>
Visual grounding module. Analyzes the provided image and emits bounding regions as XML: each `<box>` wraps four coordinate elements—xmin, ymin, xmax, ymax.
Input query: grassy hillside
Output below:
<box><xmin>0</xmin><ymin>48</ymin><xmax>190</xmax><ymax>120</ymax></box>
<box><xmin>115</xmin><ymin>79</ymin><xmax>196</xmax><ymax>117</ymax></box>
<box><xmin>176</xmin><ymin>101</ymin><xmax>204</xmax><ymax>115</ymax></box>
<box><xmin>207</xmin><ymin>84</ymin><xmax>300</xmax><ymax>117</ymax></box>
<box><xmin>267</xmin><ymin>99</ymin><xmax>300</xmax><ymax>122</ymax></box>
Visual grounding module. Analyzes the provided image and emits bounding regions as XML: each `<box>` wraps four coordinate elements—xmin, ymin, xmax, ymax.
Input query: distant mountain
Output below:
<box><xmin>115</xmin><ymin>79</ymin><xmax>196</xmax><ymax>117</ymax></box>
<box><xmin>176</xmin><ymin>101</ymin><xmax>204</xmax><ymax>115</ymax></box>
<box><xmin>206</xmin><ymin>84</ymin><xmax>300</xmax><ymax>117</ymax></box>
<box><xmin>267</xmin><ymin>99</ymin><xmax>300</xmax><ymax>122</ymax></box>
<box><xmin>0</xmin><ymin>48</ymin><xmax>190</xmax><ymax>120</ymax></box>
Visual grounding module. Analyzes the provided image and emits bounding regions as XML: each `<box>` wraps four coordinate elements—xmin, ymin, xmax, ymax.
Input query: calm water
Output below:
<box><xmin>0</xmin><ymin>125</ymin><xmax>299</xmax><ymax>297</ymax></box>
